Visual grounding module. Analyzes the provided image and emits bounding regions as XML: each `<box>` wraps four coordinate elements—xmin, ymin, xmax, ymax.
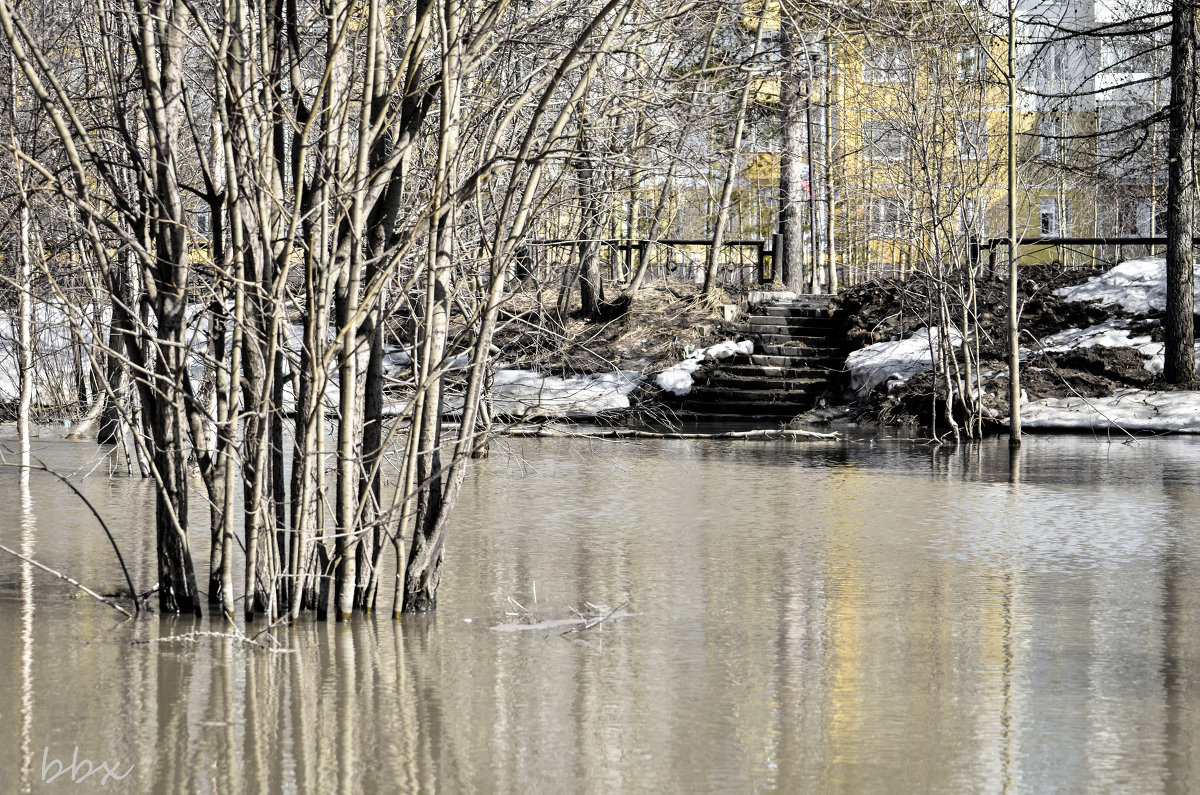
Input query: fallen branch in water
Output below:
<box><xmin>131</xmin><ymin>629</ymin><xmax>296</xmax><ymax>652</ymax></box>
<box><xmin>501</xmin><ymin>426</ymin><xmax>838</xmax><ymax>441</ymax></box>
<box><xmin>0</xmin><ymin>542</ymin><xmax>133</xmax><ymax>619</ymax></box>
<box><xmin>0</xmin><ymin>453</ymin><xmax>140</xmax><ymax>616</ymax></box>
<box><xmin>560</xmin><ymin>600</ymin><xmax>630</xmax><ymax>636</ymax></box>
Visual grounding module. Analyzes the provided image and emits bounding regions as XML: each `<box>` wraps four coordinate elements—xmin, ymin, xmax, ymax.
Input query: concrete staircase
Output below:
<box><xmin>679</xmin><ymin>295</ymin><xmax>848</xmax><ymax>420</ymax></box>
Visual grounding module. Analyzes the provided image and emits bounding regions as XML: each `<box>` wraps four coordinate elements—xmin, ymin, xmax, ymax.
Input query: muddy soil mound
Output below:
<box><xmin>836</xmin><ymin>266</ymin><xmax>1169</xmax><ymax>429</ymax></box>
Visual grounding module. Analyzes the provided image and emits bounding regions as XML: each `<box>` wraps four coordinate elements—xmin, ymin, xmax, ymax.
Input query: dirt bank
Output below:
<box><xmin>833</xmin><ymin>266</ymin><xmax>1167</xmax><ymax>429</ymax></box>
<box><xmin>491</xmin><ymin>267</ymin><xmax>1183</xmax><ymax>432</ymax></box>
<box><xmin>494</xmin><ymin>283</ymin><xmax>736</xmax><ymax>376</ymax></box>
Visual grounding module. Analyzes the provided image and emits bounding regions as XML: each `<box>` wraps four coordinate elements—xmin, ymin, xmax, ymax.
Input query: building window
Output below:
<box><xmin>959</xmin><ymin>197</ymin><xmax>985</xmax><ymax>236</ymax></box>
<box><xmin>1116</xmin><ymin>200</ymin><xmax>1139</xmax><ymax>235</ymax></box>
<box><xmin>1037</xmin><ymin>41</ymin><xmax>1067</xmax><ymax>82</ymax></box>
<box><xmin>863</xmin><ymin>120</ymin><xmax>905</xmax><ymax>161</ymax></box>
<box><xmin>1101</xmin><ymin>36</ymin><xmax>1155</xmax><ymax>74</ymax></box>
<box><xmin>1136</xmin><ymin>199</ymin><xmax>1168</xmax><ymax>236</ymax></box>
<box><xmin>1038</xmin><ymin>116</ymin><xmax>1063</xmax><ymax>160</ymax></box>
<box><xmin>870</xmin><ymin>197</ymin><xmax>903</xmax><ymax>237</ymax></box>
<box><xmin>959</xmin><ymin>118</ymin><xmax>987</xmax><ymax>160</ymax></box>
<box><xmin>190</xmin><ymin>209</ymin><xmax>211</xmax><ymax>236</ymax></box>
<box><xmin>1040</xmin><ymin>197</ymin><xmax>1068</xmax><ymax>236</ymax></box>
<box><xmin>863</xmin><ymin>49</ymin><xmax>907</xmax><ymax>83</ymax></box>
<box><xmin>957</xmin><ymin>46</ymin><xmax>984</xmax><ymax>81</ymax></box>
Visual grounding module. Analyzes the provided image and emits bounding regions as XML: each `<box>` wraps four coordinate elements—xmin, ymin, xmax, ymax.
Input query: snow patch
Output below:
<box><xmin>1037</xmin><ymin>319</ymin><xmax>1163</xmax><ymax>371</ymax></box>
<box><xmin>488</xmin><ymin>369</ymin><xmax>643</xmax><ymax>418</ymax></box>
<box><xmin>1021</xmin><ymin>389</ymin><xmax>1200</xmax><ymax>433</ymax></box>
<box><xmin>654</xmin><ymin>339</ymin><xmax>754</xmax><ymax>396</ymax></box>
<box><xmin>1053</xmin><ymin>257</ymin><xmax>1200</xmax><ymax>315</ymax></box>
<box><xmin>1035</xmin><ymin>319</ymin><xmax>1200</xmax><ymax>375</ymax></box>
<box><xmin>845</xmin><ymin>327</ymin><xmax>962</xmax><ymax>396</ymax></box>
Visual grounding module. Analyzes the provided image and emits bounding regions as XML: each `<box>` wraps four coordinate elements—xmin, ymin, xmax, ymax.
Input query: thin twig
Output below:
<box><xmin>1020</xmin><ymin>329</ymin><xmax>1139</xmax><ymax>442</ymax></box>
<box><xmin>560</xmin><ymin>599</ymin><xmax>630</xmax><ymax>636</ymax></box>
<box><xmin>0</xmin><ymin>541</ymin><xmax>133</xmax><ymax>618</ymax></box>
<box><xmin>0</xmin><ymin>451</ymin><xmax>140</xmax><ymax>615</ymax></box>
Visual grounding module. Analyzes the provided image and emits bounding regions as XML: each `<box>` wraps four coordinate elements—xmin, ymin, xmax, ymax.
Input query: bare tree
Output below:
<box><xmin>1164</xmin><ymin>0</ymin><xmax>1197</xmax><ymax>383</ymax></box>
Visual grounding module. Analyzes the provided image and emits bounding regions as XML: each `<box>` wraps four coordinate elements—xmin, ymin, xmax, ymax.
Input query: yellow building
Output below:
<box><xmin>753</xmin><ymin>0</ymin><xmax>1168</xmax><ymax>285</ymax></box>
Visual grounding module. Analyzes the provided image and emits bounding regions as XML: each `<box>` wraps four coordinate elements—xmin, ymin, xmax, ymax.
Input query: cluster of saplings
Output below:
<box><xmin>0</xmin><ymin>0</ymin><xmax>1195</xmax><ymax>619</ymax></box>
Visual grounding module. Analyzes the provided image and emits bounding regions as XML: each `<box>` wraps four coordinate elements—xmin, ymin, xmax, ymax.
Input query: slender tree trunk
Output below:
<box><xmin>780</xmin><ymin>21</ymin><xmax>807</xmax><ymax>292</ymax></box>
<box><xmin>825</xmin><ymin>40</ymin><xmax>837</xmax><ymax>294</ymax></box>
<box><xmin>705</xmin><ymin>8</ymin><xmax>766</xmax><ymax>299</ymax></box>
<box><xmin>98</xmin><ymin>251</ymin><xmax>135</xmax><ymax>445</ymax></box>
<box><xmin>804</xmin><ymin>61</ymin><xmax>821</xmax><ymax>294</ymax></box>
<box><xmin>132</xmin><ymin>0</ymin><xmax>203</xmax><ymax>614</ymax></box>
<box><xmin>360</xmin><ymin>11</ymin><xmax>405</xmax><ymax>608</ymax></box>
<box><xmin>12</xmin><ymin>51</ymin><xmax>33</xmax><ymax>474</ymax></box>
<box><xmin>577</xmin><ymin>125</ymin><xmax>606</xmax><ymax>317</ymax></box>
<box><xmin>404</xmin><ymin>0</ymin><xmax>462</xmax><ymax>612</ymax></box>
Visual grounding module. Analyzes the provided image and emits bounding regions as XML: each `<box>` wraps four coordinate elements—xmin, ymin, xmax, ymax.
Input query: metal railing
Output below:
<box><xmin>527</xmin><ymin>238</ymin><xmax>777</xmax><ymax>287</ymax></box>
<box><xmin>969</xmin><ymin>235</ymin><xmax>1200</xmax><ymax>277</ymax></box>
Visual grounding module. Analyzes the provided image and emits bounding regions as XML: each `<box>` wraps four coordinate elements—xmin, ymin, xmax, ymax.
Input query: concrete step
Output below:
<box><xmin>697</xmin><ymin>373</ymin><xmax>835</xmax><ymax>392</ymax></box>
<box><xmin>752</xmin><ymin>294</ymin><xmax>835</xmax><ymax>310</ymax></box>
<box><xmin>739</xmin><ymin>312</ymin><xmax>835</xmax><ymax>324</ymax></box>
<box><xmin>786</xmin><ymin>293</ymin><xmax>837</xmax><ymax>306</ymax></box>
<box><xmin>679</xmin><ymin>397</ymin><xmax>819</xmax><ymax>417</ymax></box>
<box><xmin>745</xmin><ymin>314</ymin><xmax>838</xmax><ymax>328</ymax></box>
<box><xmin>744</xmin><ymin>321</ymin><xmax>840</xmax><ymax>338</ymax></box>
<box><xmin>758</xmin><ymin>343</ymin><xmax>847</xmax><ymax>359</ymax></box>
<box><xmin>719</xmin><ymin>363</ymin><xmax>841</xmax><ymax>379</ymax></box>
<box><xmin>686</xmin><ymin>386</ymin><xmax>836</xmax><ymax>404</ymax></box>
<box><xmin>748</xmin><ymin>336</ymin><xmax>835</xmax><ymax>348</ymax></box>
<box><xmin>750</xmin><ymin>353</ymin><xmax>845</xmax><ymax>368</ymax></box>
<box><xmin>757</xmin><ymin>305</ymin><xmax>834</xmax><ymax>319</ymax></box>
<box><xmin>747</xmin><ymin>330</ymin><xmax>842</xmax><ymax>345</ymax></box>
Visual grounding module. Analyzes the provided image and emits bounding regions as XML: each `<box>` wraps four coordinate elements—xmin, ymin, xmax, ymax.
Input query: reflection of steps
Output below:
<box><xmin>681</xmin><ymin>296</ymin><xmax>848</xmax><ymax>419</ymax></box>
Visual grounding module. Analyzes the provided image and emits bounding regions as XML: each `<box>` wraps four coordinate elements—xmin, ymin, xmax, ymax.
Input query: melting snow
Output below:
<box><xmin>1052</xmin><ymin>256</ymin><xmax>1200</xmax><ymax>315</ymax></box>
<box><xmin>654</xmin><ymin>339</ymin><xmax>754</xmax><ymax>396</ymax></box>
<box><xmin>488</xmin><ymin>370</ymin><xmax>643</xmax><ymax>418</ymax></box>
<box><xmin>844</xmin><ymin>258</ymin><xmax>1200</xmax><ymax>433</ymax></box>
<box><xmin>845</xmin><ymin>327</ymin><xmax>962</xmax><ymax>396</ymax></box>
<box><xmin>1021</xmin><ymin>390</ymin><xmax>1200</xmax><ymax>433</ymax></box>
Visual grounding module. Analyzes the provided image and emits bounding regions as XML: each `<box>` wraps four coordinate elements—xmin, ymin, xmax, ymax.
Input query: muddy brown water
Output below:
<box><xmin>3</xmin><ymin>430</ymin><xmax>1200</xmax><ymax>792</ymax></box>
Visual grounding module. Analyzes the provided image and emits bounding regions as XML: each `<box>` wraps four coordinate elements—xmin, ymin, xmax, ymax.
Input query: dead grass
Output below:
<box><xmin>495</xmin><ymin>281</ymin><xmax>736</xmax><ymax>375</ymax></box>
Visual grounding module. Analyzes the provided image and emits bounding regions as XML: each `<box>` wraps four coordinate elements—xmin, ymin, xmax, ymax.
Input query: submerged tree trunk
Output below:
<box><xmin>403</xmin><ymin>7</ymin><xmax>460</xmax><ymax>610</ymax></box>
<box><xmin>134</xmin><ymin>0</ymin><xmax>203</xmax><ymax>614</ymax></box>
<box><xmin>1006</xmin><ymin>0</ymin><xmax>1022</xmax><ymax>446</ymax></box>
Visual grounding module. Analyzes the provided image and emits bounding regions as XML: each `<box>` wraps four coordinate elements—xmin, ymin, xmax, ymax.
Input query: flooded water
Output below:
<box><xmin>3</xmin><ymin>430</ymin><xmax>1200</xmax><ymax>792</ymax></box>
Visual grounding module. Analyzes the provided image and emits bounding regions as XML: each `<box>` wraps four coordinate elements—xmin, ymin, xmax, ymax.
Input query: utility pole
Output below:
<box><xmin>1007</xmin><ymin>0</ymin><xmax>1022</xmax><ymax>446</ymax></box>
